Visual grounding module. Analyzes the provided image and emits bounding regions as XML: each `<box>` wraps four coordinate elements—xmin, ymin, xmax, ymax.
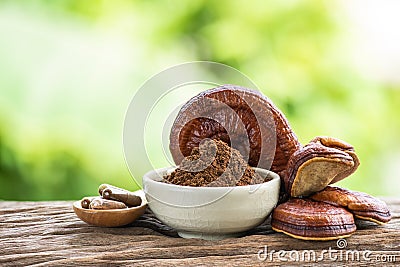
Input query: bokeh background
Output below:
<box><xmin>1</xmin><ymin>0</ymin><xmax>399</xmax><ymax>200</ymax></box>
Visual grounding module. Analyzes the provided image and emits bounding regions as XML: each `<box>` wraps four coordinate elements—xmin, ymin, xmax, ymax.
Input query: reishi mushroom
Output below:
<box><xmin>271</xmin><ymin>198</ymin><xmax>356</xmax><ymax>240</ymax></box>
<box><xmin>169</xmin><ymin>85</ymin><xmax>301</xmax><ymax>177</ymax></box>
<box><xmin>310</xmin><ymin>186</ymin><xmax>392</xmax><ymax>224</ymax></box>
<box><xmin>284</xmin><ymin>136</ymin><xmax>360</xmax><ymax>198</ymax></box>
<box><xmin>169</xmin><ymin>84</ymin><xmax>391</xmax><ymax>240</ymax></box>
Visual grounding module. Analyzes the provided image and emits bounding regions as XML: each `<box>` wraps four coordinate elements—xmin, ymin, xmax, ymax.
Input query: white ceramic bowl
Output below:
<box><xmin>142</xmin><ymin>167</ymin><xmax>280</xmax><ymax>240</ymax></box>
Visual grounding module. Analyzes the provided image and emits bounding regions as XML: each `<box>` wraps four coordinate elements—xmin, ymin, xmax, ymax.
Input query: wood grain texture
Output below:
<box><xmin>0</xmin><ymin>198</ymin><xmax>399</xmax><ymax>266</ymax></box>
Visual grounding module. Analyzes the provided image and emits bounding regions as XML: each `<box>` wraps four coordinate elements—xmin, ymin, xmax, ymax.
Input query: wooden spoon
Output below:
<box><xmin>73</xmin><ymin>191</ymin><xmax>147</xmax><ymax>227</ymax></box>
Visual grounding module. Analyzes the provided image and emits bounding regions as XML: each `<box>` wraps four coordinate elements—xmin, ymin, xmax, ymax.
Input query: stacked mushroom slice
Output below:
<box><xmin>169</xmin><ymin>85</ymin><xmax>392</xmax><ymax>241</ymax></box>
<box><xmin>272</xmin><ymin>136</ymin><xmax>391</xmax><ymax>240</ymax></box>
<box><xmin>310</xmin><ymin>186</ymin><xmax>392</xmax><ymax>224</ymax></box>
<box><xmin>272</xmin><ymin>187</ymin><xmax>391</xmax><ymax>240</ymax></box>
<box><xmin>271</xmin><ymin>198</ymin><xmax>357</xmax><ymax>240</ymax></box>
<box><xmin>284</xmin><ymin>136</ymin><xmax>360</xmax><ymax>198</ymax></box>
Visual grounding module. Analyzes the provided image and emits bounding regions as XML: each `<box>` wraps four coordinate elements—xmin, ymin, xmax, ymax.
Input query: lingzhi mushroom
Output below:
<box><xmin>169</xmin><ymin>84</ymin><xmax>391</xmax><ymax>240</ymax></box>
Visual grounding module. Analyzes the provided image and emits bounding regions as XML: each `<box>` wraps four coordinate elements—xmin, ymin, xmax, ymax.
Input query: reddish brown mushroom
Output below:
<box><xmin>168</xmin><ymin>85</ymin><xmax>390</xmax><ymax>240</ymax></box>
<box><xmin>169</xmin><ymin>85</ymin><xmax>359</xmax><ymax>198</ymax></box>
<box><xmin>169</xmin><ymin>84</ymin><xmax>301</xmax><ymax>177</ymax></box>
<box><xmin>284</xmin><ymin>136</ymin><xmax>359</xmax><ymax>197</ymax></box>
<box><xmin>310</xmin><ymin>186</ymin><xmax>392</xmax><ymax>224</ymax></box>
<box><xmin>271</xmin><ymin>198</ymin><xmax>357</xmax><ymax>240</ymax></box>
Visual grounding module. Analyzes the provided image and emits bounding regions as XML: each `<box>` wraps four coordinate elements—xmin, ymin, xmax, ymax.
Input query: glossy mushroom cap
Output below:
<box><xmin>271</xmin><ymin>198</ymin><xmax>356</xmax><ymax>240</ymax></box>
<box><xmin>284</xmin><ymin>136</ymin><xmax>360</xmax><ymax>197</ymax></box>
<box><xmin>310</xmin><ymin>186</ymin><xmax>392</xmax><ymax>224</ymax></box>
<box><xmin>169</xmin><ymin>85</ymin><xmax>301</xmax><ymax>176</ymax></box>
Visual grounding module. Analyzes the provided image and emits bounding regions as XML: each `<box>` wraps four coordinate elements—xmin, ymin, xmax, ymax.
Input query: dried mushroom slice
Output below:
<box><xmin>284</xmin><ymin>137</ymin><xmax>358</xmax><ymax>197</ymax></box>
<box><xmin>310</xmin><ymin>186</ymin><xmax>392</xmax><ymax>224</ymax></box>
<box><xmin>169</xmin><ymin>85</ymin><xmax>301</xmax><ymax>176</ymax></box>
<box><xmin>271</xmin><ymin>198</ymin><xmax>356</xmax><ymax>240</ymax></box>
<box><xmin>309</xmin><ymin>136</ymin><xmax>360</xmax><ymax>184</ymax></box>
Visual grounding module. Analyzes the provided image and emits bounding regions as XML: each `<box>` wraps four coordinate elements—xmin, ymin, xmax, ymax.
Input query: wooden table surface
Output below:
<box><xmin>0</xmin><ymin>198</ymin><xmax>399</xmax><ymax>266</ymax></box>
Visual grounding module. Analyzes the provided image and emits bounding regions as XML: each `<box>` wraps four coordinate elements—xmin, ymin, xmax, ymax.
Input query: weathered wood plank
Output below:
<box><xmin>0</xmin><ymin>198</ymin><xmax>399</xmax><ymax>266</ymax></box>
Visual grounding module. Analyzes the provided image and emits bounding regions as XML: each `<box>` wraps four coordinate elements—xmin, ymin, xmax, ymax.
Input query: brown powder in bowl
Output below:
<box><xmin>163</xmin><ymin>139</ymin><xmax>272</xmax><ymax>187</ymax></box>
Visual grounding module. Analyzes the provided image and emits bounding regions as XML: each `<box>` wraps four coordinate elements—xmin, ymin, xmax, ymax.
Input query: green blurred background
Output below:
<box><xmin>1</xmin><ymin>0</ymin><xmax>399</xmax><ymax>200</ymax></box>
